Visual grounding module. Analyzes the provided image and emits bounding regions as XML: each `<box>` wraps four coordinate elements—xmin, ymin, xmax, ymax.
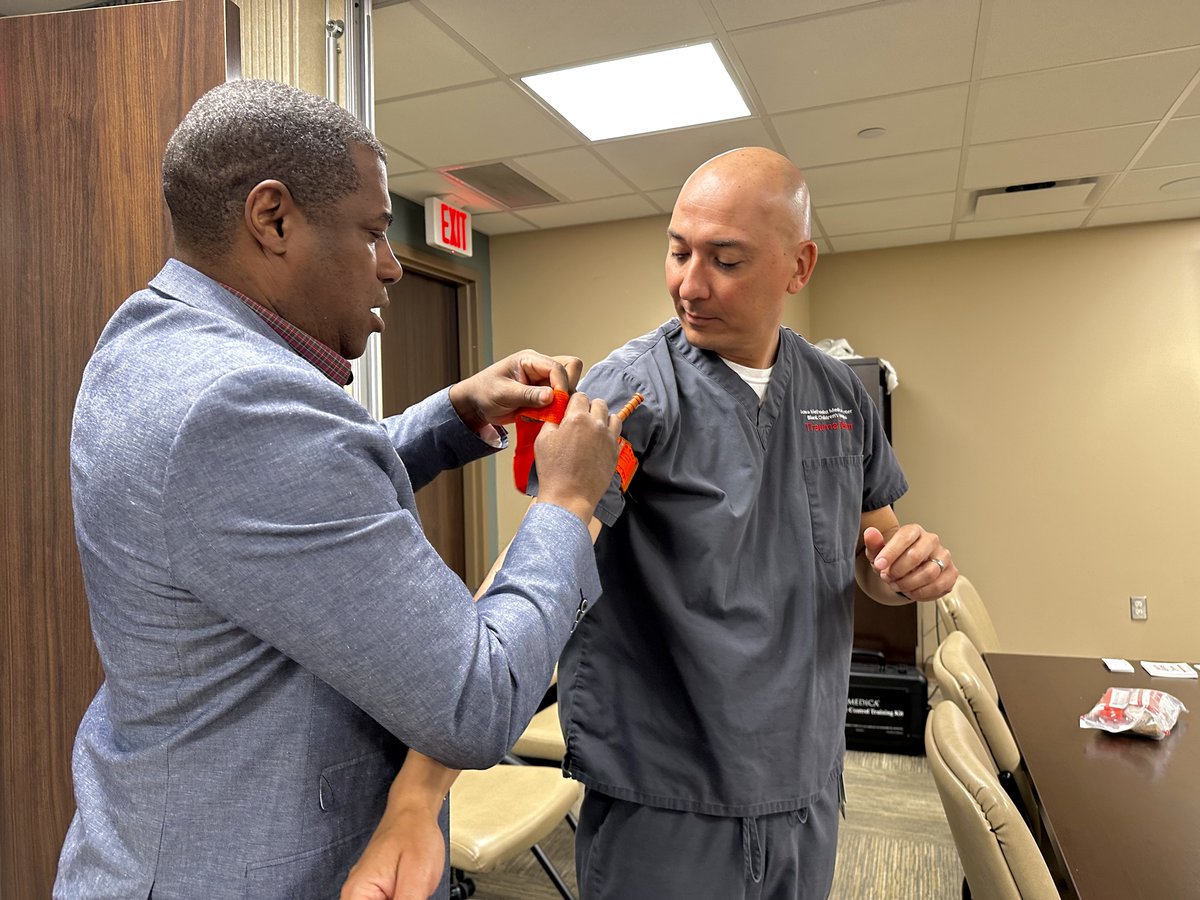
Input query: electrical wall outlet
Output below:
<box><xmin>1130</xmin><ymin>596</ymin><xmax>1148</xmax><ymax>621</ymax></box>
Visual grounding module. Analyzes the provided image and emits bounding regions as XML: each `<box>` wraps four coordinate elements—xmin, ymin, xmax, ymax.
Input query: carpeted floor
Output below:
<box><xmin>461</xmin><ymin>749</ymin><xmax>963</xmax><ymax>899</ymax></box>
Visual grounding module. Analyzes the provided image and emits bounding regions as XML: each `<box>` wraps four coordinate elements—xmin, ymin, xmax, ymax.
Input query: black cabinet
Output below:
<box><xmin>845</xmin><ymin>357</ymin><xmax>892</xmax><ymax>441</ymax></box>
<box><xmin>844</xmin><ymin>357</ymin><xmax>917</xmax><ymax>666</ymax></box>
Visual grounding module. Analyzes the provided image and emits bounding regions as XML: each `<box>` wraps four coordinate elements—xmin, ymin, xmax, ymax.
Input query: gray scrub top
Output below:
<box><xmin>551</xmin><ymin>320</ymin><xmax>907</xmax><ymax>817</ymax></box>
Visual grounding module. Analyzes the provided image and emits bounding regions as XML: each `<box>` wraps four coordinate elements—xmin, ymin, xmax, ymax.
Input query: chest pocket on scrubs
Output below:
<box><xmin>802</xmin><ymin>455</ymin><xmax>863</xmax><ymax>563</ymax></box>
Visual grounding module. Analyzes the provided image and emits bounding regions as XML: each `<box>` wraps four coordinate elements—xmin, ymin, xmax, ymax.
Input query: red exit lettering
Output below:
<box><xmin>440</xmin><ymin>205</ymin><xmax>467</xmax><ymax>251</ymax></box>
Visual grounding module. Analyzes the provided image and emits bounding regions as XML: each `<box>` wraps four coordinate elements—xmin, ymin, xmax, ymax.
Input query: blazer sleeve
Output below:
<box><xmin>161</xmin><ymin>363</ymin><xmax>600</xmax><ymax>769</ymax></box>
<box><xmin>380</xmin><ymin>387</ymin><xmax>501</xmax><ymax>493</ymax></box>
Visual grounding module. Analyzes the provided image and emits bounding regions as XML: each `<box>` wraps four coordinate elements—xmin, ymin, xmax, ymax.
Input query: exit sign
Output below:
<box><xmin>424</xmin><ymin>197</ymin><xmax>473</xmax><ymax>257</ymax></box>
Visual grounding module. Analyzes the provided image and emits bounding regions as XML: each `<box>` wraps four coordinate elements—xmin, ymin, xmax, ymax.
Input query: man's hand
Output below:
<box><xmin>534</xmin><ymin>391</ymin><xmax>622</xmax><ymax>524</ymax></box>
<box><xmin>341</xmin><ymin>751</ymin><xmax>459</xmax><ymax>900</ymax></box>
<box><xmin>861</xmin><ymin>523</ymin><xmax>957</xmax><ymax>602</ymax></box>
<box><xmin>448</xmin><ymin>350</ymin><xmax>584</xmax><ymax>432</ymax></box>
<box><xmin>339</xmin><ymin>805</ymin><xmax>445</xmax><ymax>900</ymax></box>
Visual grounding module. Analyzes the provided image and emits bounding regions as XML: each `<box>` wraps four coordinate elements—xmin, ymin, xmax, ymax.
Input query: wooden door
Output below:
<box><xmin>0</xmin><ymin>2</ymin><xmax>235</xmax><ymax>894</ymax></box>
<box><xmin>380</xmin><ymin>268</ymin><xmax>468</xmax><ymax>580</ymax></box>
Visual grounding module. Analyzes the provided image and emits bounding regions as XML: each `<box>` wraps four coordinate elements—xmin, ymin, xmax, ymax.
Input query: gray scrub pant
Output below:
<box><xmin>575</xmin><ymin>773</ymin><xmax>843</xmax><ymax>900</ymax></box>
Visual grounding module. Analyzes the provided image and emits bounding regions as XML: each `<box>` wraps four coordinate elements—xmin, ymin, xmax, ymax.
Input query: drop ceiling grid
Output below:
<box><xmin>370</xmin><ymin>0</ymin><xmax>1200</xmax><ymax>247</ymax></box>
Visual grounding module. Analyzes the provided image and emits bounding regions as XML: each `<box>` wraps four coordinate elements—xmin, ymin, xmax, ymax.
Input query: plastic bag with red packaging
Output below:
<box><xmin>1079</xmin><ymin>687</ymin><xmax>1188</xmax><ymax>740</ymax></box>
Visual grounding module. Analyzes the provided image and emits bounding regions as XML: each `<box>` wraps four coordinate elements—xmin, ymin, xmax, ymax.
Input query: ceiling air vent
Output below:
<box><xmin>442</xmin><ymin>163</ymin><xmax>559</xmax><ymax>210</ymax></box>
<box><xmin>971</xmin><ymin>178</ymin><xmax>1098</xmax><ymax>220</ymax></box>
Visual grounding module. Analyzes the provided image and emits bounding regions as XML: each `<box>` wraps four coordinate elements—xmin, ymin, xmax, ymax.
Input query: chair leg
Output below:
<box><xmin>566</xmin><ymin>810</ymin><xmax>578</xmax><ymax>832</ymax></box>
<box><xmin>530</xmin><ymin>842</ymin><xmax>576</xmax><ymax>900</ymax></box>
<box><xmin>450</xmin><ymin>868</ymin><xmax>476</xmax><ymax>899</ymax></box>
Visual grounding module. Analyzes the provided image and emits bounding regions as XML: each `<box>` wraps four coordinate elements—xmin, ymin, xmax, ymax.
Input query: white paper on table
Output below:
<box><xmin>1103</xmin><ymin>658</ymin><xmax>1135</xmax><ymax>673</ymax></box>
<box><xmin>1139</xmin><ymin>660</ymin><xmax>1199</xmax><ymax>678</ymax></box>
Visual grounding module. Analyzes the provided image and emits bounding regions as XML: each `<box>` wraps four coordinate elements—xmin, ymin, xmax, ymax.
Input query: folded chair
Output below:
<box><xmin>925</xmin><ymin>701</ymin><xmax>1059</xmax><ymax>900</ymax></box>
<box><xmin>512</xmin><ymin>666</ymin><xmax>568</xmax><ymax>764</ymax></box>
<box><xmin>511</xmin><ymin>703</ymin><xmax>568</xmax><ymax>762</ymax></box>
<box><xmin>508</xmin><ymin>675</ymin><xmax>579</xmax><ymax>832</ymax></box>
<box><xmin>449</xmin><ymin>763</ymin><xmax>582</xmax><ymax>900</ymax></box>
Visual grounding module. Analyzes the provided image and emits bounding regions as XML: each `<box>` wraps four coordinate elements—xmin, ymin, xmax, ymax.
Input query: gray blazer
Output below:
<box><xmin>54</xmin><ymin>260</ymin><xmax>599</xmax><ymax>899</ymax></box>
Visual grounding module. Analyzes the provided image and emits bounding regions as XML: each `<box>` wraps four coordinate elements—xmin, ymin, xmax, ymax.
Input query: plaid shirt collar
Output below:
<box><xmin>220</xmin><ymin>283</ymin><xmax>353</xmax><ymax>387</ymax></box>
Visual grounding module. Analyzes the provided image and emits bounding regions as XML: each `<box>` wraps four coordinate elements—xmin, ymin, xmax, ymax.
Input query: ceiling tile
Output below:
<box><xmin>971</xmin><ymin>50</ymin><xmax>1200</xmax><ymax>144</ymax></box>
<box><xmin>471</xmin><ymin>212</ymin><xmax>540</xmax><ymax>235</ymax></box>
<box><xmin>830</xmin><ymin>225</ymin><xmax>951</xmax><ymax>252</ymax></box>
<box><xmin>372</xmin><ymin>4</ymin><xmax>495</xmax><ymax>100</ymax></box>
<box><xmin>1135</xmin><ymin>116</ymin><xmax>1200</xmax><ymax>169</ymax></box>
<box><xmin>416</xmin><ymin>0</ymin><xmax>712</xmax><ymax>73</ymax></box>
<box><xmin>956</xmin><ymin>210</ymin><xmax>1087</xmax><ymax>240</ymax></box>
<box><xmin>963</xmin><ymin>124</ymin><xmax>1153</xmax><ymax>188</ymax></box>
<box><xmin>379</xmin><ymin>144</ymin><xmax>426</xmax><ymax>177</ymax></box>
<box><xmin>644</xmin><ymin>187</ymin><xmax>681</xmax><ymax>213</ymax></box>
<box><xmin>593</xmin><ymin>118</ymin><xmax>776</xmax><ymax>191</ymax></box>
<box><xmin>981</xmin><ymin>0</ymin><xmax>1200</xmax><ymax>77</ymax></box>
<box><xmin>375</xmin><ymin>82</ymin><xmax>577</xmax><ymax>168</ymax></box>
<box><xmin>1098</xmin><ymin>163</ymin><xmax>1200</xmax><ymax>206</ymax></box>
<box><xmin>511</xmin><ymin>148</ymin><xmax>631</xmax><ymax>201</ymax></box>
<box><xmin>820</xmin><ymin>193</ymin><xmax>956</xmax><ymax>236</ymax></box>
<box><xmin>1179</xmin><ymin>86</ymin><xmax>1200</xmax><ymax>117</ymax></box>
<box><xmin>711</xmin><ymin>0</ymin><xmax>879</xmax><ymax>31</ymax></box>
<box><xmin>731</xmin><ymin>0</ymin><xmax>979</xmax><ymax>112</ymax></box>
<box><xmin>804</xmin><ymin>149</ymin><xmax>961</xmax><ymax>206</ymax></box>
<box><xmin>516</xmin><ymin>195</ymin><xmax>659</xmax><ymax>230</ymax></box>
<box><xmin>774</xmin><ymin>85</ymin><xmax>968</xmax><ymax>168</ymax></box>
<box><xmin>813</xmin><ymin>237</ymin><xmax>832</xmax><ymax>256</ymax></box>
<box><xmin>1088</xmin><ymin>196</ymin><xmax>1200</xmax><ymax>226</ymax></box>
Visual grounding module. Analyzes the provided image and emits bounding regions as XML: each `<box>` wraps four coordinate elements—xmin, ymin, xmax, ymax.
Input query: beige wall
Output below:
<box><xmin>489</xmin><ymin>214</ymin><xmax>1200</xmax><ymax>660</ymax></box>
<box><xmin>812</xmin><ymin>220</ymin><xmax>1200</xmax><ymax>659</ymax></box>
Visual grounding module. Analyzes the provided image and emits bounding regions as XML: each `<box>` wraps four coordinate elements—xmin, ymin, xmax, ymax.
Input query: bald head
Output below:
<box><xmin>679</xmin><ymin>147</ymin><xmax>811</xmax><ymax>243</ymax></box>
<box><xmin>666</xmin><ymin>147</ymin><xmax>818</xmax><ymax>368</ymax></box>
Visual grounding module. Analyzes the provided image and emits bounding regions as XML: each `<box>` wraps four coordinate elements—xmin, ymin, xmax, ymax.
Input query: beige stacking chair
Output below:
<box><xmin>936</xmin><ymin>574</ymin><xmax>1001</xmax><ymax>654</ymax></box>
<box><xmin>508</xmin><ymin>677</ymin><xmax>582</xmax><ymax>837</ymax></box>
<box><xmin>931</xmin><ymin>631</ymin><xmax>1038</xmax><ymax>834</ymax></box>
<box><xmin>512</xmin><ymin>703</ymin><xmax>568</xmax><ymax>762</ymax></box>
<box><xmin>925</xmin><ymin>701</ymin><xmax>1059</xmax><ymax>900</ymax></box>
<box><xmin>449</xmin><ymin>764</ymin><xmax>582</xmax><ymax>900</ymax></box>
<box><xmin>512</xmin><ymin>666</ymin><xmax>568</xmax><ymax>763</ymax></box>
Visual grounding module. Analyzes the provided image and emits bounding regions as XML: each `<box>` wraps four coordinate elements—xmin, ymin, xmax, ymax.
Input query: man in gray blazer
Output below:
<box><xmin>54</xmin><ymin>79</ymin><xmax>621</xmax><ymax>900</ymax></box>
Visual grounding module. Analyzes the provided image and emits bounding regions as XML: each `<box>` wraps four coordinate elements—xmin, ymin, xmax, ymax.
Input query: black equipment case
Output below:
<box><xmin>845</xmin><ymin>649</ymin><xmax>929</xmax><ymax>755</ymax></box>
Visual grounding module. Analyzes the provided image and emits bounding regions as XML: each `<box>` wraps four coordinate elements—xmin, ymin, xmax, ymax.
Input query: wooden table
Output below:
<box><xmin>986</xmin><ymin>654</ymin><xmax>1200</xmax><ymax>900</ymax></box>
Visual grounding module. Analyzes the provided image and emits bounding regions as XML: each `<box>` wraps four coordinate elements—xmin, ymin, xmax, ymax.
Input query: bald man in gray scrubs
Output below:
<box><xmin>550</xmin><ymin>147</ymin><xmax>959</xmax><ymax>899</ymax></box>
<box><xmin>346</xmin><ymin>147</ymin><xmax>959</xmax><ymax>899</ymax></box>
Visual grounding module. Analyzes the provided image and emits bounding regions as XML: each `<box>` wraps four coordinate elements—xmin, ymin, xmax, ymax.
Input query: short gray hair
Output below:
<box><xmin>162</xmin><ymin>79</ymin><xmax>386</xmax><ymax>257</ymax></box>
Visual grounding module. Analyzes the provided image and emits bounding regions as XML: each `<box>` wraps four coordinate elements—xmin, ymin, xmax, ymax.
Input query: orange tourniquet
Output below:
<box><xmin>512</xmin><ymin>389</ymin><xmax>640</xmax><ymax>494</ymax></box>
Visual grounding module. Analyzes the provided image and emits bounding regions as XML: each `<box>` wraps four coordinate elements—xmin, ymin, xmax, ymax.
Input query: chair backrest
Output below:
<box><xmin>931</xmin><ymin>631</ymin><xmax>1018</xmax><ymax>773</ymax></box>
<box><xmin>925</xmin><ymin>702</ymin><xmax>1059</xmax><ymax>900</ymax></box>
<box><xmin>936</xmin><ymin>574</ymin><xmax>1001</xmax><ymax>654</ymax></box>
<box><xmin>511</xmin><ymin>702</ymin><xmax>566</xmax><ymax>761</ymax></box>
<box><xmin>449</xmin><ymin>765</ymin><xmax>581</xmax><ymax>879</ymax></box>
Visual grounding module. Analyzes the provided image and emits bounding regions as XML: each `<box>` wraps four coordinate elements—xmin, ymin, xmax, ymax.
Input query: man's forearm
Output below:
<box><xmin>388</xmin><ymin>750</ymin><xmax>459</xmax><ymax>817</ymax></box>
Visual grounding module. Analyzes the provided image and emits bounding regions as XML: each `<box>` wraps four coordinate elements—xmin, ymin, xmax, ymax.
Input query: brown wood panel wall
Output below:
<box><xmin>381</xmin><ymin>270</ymin><xmax>467</xmax><ymax>579</ymax></box>
<box><xmin>0</xmin><ymin>2</ymin><xmax>233</xmax><ymax>894</ymax></box>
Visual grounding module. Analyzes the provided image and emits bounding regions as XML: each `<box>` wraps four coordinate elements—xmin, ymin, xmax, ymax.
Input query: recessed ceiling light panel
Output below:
<box><xmin>522</xmin><ymin>43</ymin><xmax>750</xmax><ymax>142</ymax></box>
